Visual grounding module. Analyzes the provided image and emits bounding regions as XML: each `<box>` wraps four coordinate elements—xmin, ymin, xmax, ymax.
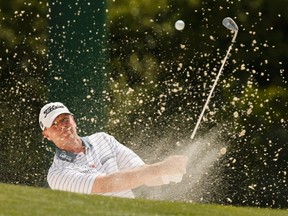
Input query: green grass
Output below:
<box><xmin>0</xmin><ymin>183</ymin><xmax>287</xmax><ymax>216</ymax></box>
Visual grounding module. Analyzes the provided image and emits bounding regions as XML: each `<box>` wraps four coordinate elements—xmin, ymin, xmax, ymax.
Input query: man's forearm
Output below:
<box><xmin>91</xmin><ymin>163</ymin><xmax>163</xmax><ymax>193</ymax></box>
<box><xmin>91</xmin><ymin>155</ymin><xmax>188</xmax><ymax>194</ymax></box>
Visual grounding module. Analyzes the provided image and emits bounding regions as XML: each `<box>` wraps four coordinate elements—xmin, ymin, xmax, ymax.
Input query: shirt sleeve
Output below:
<box><xmin>47</xmin><ymin>167</ymin><xmax>99</xmax><ymax>194</ymax></box>
<box><xmin>104</xmin><ymin>133</ymin><xmax>145</xmax><ymax>170</ymax></box>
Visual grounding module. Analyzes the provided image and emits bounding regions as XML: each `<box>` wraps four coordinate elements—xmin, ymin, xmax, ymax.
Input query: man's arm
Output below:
<box><xmin>91</xmin><ymin>155</ymin><xmax>188</xmax><ymax>193</ymax></box>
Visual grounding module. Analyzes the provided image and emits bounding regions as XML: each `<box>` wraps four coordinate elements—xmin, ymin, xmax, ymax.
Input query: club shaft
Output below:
<box><xmin>191</xmin><ymin>37</ymin><xmax>235</xmax><ymax>140</ymax></box>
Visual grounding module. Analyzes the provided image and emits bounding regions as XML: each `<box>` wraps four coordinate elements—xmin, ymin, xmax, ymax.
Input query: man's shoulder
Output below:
<box><xmin>86</xmin><ymin>131</ymin><xmax>109</xmax><ymax>140</ymax></box>
<box><xmin>84</xmin><ymin>132</ymin><xmax>114</xmax><ymax>145</ymax></box>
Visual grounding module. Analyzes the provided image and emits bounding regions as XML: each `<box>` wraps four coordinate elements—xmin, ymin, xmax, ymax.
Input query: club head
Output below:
<box><xmin>222</xmin><ymin>17</ymin><xmax>238</xmax><ymax>32</ymax></box>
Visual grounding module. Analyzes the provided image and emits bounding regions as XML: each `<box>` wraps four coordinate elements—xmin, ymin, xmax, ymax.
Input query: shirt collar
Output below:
<box><xmin>55</xmin><ymin>136</ymin><xmax>92</xmax><ymax>162</ymax></box>
<box><xmin>81</xmin><ymin>136</ymin><xmax>92</xmax><ymax>148</ymax></box>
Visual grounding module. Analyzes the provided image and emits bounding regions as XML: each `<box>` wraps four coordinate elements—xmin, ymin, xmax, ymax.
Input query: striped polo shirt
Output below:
<box><xmin>47</xmin><ymin>132</ymin><xmax>145</xmax><ymax>198</ymax></box>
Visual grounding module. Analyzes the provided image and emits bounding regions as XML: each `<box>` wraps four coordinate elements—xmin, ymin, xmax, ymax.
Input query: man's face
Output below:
<box><xmin>42</xmin><ymin>113</ymin><xmax>78</xmax><ymax>149</ymax></box>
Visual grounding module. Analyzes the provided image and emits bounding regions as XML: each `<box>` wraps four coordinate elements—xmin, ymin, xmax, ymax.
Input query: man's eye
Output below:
<box><xmin>51</xmin><ymin>116</ymin><xmax>70</xmax><ymax>128</ymax></box>
<box><xmin>61</xmin><ymin>117</ymin><xmax>68</xmax><ymax>123</ymax></box>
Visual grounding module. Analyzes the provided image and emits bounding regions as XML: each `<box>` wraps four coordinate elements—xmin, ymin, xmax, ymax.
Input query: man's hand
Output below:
<box><xmin>145</xmin><ymin>155</ymin><xmax>188</xmax><ymax>186</ymax></box>
<box><xmin>158</xmin><ymin>155</ymin><xmax>189</xmax><ymax>176</ymax></box>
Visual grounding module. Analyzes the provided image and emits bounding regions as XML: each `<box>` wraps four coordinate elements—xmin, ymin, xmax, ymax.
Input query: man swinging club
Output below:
<box><xmin>39</xmin><ymin>102</ymin><xmax>188</xmax><ymax>198</ymax></box>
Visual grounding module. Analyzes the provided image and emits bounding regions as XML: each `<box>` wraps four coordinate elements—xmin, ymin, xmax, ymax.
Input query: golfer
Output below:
<box><xmin>39</xmin><ymin>102</ymin><xmax>188</xmax><ymax>198</ymax></box>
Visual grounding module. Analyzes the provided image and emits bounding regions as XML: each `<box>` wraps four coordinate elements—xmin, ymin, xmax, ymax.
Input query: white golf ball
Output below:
<box><xmin>175</xmin><ymin>20</ymin><xmax>185</xmax><ymax>31</ymax></box>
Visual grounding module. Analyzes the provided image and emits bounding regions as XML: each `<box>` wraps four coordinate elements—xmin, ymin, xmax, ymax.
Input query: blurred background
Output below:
<box><xmin>0</xmin><ymin>0</ymin><xmax>287</xmax><ymax>208</ymax></box>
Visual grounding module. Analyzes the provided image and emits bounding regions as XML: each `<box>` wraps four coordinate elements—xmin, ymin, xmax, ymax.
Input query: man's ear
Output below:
<box><xmin>42</xmin><ymin>131</ymin><xmax>51</xmax><ymax>140</ymax></box>
<box><xmin>71</xmin><ymin>115</ymin><xmax>78</xmax><ymax>128</ymax></box>
<box><xmin>71</xmin><ymin>115</ymin><xmax>76</xmax><ymax>123</ymax></box>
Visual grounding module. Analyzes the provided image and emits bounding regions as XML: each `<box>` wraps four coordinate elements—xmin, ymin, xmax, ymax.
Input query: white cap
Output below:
<box><xmin>39</xmin><ymin>102</ymin><xmax>72</xmax><ymax>130</ymax></box>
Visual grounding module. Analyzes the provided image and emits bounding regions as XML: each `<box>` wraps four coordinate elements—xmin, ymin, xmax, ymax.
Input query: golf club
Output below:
<box><xmin>191</xmin><ymin>17</ymin><xmax>239</xmax><ymax>140</ymax></box>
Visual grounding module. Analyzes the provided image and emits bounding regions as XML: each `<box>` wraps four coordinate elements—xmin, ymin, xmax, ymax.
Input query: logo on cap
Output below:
<box><xmin>43</xmin><ymin>105</ymin><xmax>65</xmax><ymax>118</ymax></box>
